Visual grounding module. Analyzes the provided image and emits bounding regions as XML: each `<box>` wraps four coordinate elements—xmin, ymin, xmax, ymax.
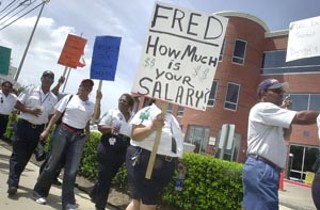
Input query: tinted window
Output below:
<box><xmin>232</xmin><ymin>40</ymin><xmax>246</xmax><ymax>64</ymax></box>
<box><xmin>262</xmin><ymin>50</ymin><xmax>320</xmax><ymax>74</ymax></box>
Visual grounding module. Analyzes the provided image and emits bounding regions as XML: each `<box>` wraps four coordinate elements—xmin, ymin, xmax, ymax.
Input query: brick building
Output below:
<box><xmin>136</xmin><ymin>11</ymin><xmax>320</xmax><ymax>182</ymax></box>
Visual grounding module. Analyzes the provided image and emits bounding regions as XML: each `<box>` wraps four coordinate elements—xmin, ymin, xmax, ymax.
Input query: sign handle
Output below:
<box><xmin>62</xmin><ymin>67</ymin><xmax>71</xmax><ymax>93</ymax></box>
<box><xmin>92</xmin><ymin>80</ymin><xmax>103</xmax><ymax>123</ymax></box>
<box><xmin>145</xmin><ymin>103</ymin><xmax>168</xmax><ymax>179</ymax></box>
<box><xmin>62</xmin><ymin>66</ymin><xmax>68</xmax><ymax>78</ymax></box>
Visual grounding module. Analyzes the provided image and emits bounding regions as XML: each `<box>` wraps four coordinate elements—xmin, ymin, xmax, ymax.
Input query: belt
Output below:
<box><xmin>0</xmin><ymin>114</ymin><xmax>9</xmax><ymax>120</ymax></box>
<box><xmin>248</xmin><ymin>154</ymin><xmax>281</xmax><ymax>172</ymax></box>
<box><xmin>20</xmin><ymin>119</ymin><xmax>45</xmax><ymax>129</ymax></box>
<box><xmin>118</xmin><ymin>134</ymin><xmax>130</xmax><ymax>141</ymax></box>
<box><xmin>141</xmin><ymin>147</ymin><xmax>177</xmax><ymax>163</ymax></box>
<box><xmin>61</xmin><ymin>122</ymin><xmax>84</xmax><ymax>135</ymax></box>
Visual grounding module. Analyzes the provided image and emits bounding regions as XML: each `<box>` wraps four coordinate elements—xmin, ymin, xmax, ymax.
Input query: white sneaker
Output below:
<box><xmin>35</xmin><ymin>197</ymin><xmax>47</xmax><ymax>205</ymax></box>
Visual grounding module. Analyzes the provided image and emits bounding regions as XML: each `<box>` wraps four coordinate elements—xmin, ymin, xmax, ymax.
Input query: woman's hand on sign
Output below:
<box><xmin>151</xmin><ymin>114</ymin><xmax>165</xmax><ymax>130</ymax></box>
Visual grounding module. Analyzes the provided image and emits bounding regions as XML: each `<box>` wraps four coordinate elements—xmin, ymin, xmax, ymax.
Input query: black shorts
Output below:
<box><xmin>126</xmin><ymin>145</ymin><xmax>177</xmax><ymax>205</ymax></box>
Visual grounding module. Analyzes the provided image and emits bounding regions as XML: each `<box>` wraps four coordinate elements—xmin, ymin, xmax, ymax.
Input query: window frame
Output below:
<box><xmin>232</xmin><ymin>39</ymin><xmax>247</xmax><ymax>65</ymax></box>
<box><xmin>219</xmin><ymin>39</ymin><xmax>225</xmax><ymax>62</ymax></box>
<box><xmin>207</xmin><ymin>80</ymin><xmax>218</xmax><ymax>107</ymax></box>
<box><xmin>177</xmin><ymin>106</ymin><xmax>184</xmax><ymax>117</ymax></box>
<box><xmin>224</xmin><ymin>82</ymin><xmax>240</xmax><ymax>111</ymax></box>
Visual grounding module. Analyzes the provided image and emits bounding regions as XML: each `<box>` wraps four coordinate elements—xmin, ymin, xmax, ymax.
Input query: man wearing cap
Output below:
<box><xmin>7</xmin><ymin>70</ymin><xmax>58</xmax><ymax>196</ymax></box>
<box><xmin>33</xmin><ymin>79</ymin><xmax>95</xmax><ymax>210</ymax></box>
<box><xmin>242</xmin><ymin>78</ymin><xmax>320</xmax><ymax>210</ymax></box>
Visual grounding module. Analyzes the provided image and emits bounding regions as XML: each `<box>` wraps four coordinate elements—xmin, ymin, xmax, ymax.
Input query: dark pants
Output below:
<box><xmin>91</xmin><ymin>133</ymin><xmax>130</xmax><ymax>209</ymax></box>
<box><xmin>8</xmin><ymin>119</ymin><xmax>44</xmax><ymax>188</ymax></box>
<box><xmin>0</xmin><ymin>114</ymin><xmax>9</xmax><ymax>138</ymax></box>
<box><xmin>33</xmin><ymin>125</ymin><xmax>86</xmax><ymax>209</ymax></box>
<box><xmin>126</xmin><ymin>146</ymin><xmax>177</xmax><ymax>205</ymax></box>
<box><xmin>312</xmin><ymin>173</ymin><xmax>320</xmax><ymax>210</ymax></box>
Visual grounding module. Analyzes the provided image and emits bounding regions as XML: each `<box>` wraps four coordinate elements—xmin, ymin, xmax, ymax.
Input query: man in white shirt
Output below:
<box><xmin>7</xmin><ymin>70</ymin><xmax>58</xmax><ymax>196</ymax></box>
<box><xmin>243</xmin><ymin>78</ymin><xmax>319</xmax><ymax>210</ymax></box>
<box><xmin>0</xmin><ymin>81</ymin><xmax>17</xmax><ymax>139</ymax></box>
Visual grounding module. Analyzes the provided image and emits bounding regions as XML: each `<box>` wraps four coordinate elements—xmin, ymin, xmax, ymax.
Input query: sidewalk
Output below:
<box><xmin>0</xmin><ymin>139</ymin><xmax>316</xmax><ymax>210</ymax></box>
<box><xmin>0</xmin><ymin>140</ymin><xmax>119</xmax><ymax>210</ymax></box>
<box><xmin>279</xmin><ymin>179</ymin><xmax>316</xmax><ymax>210</ymax></box>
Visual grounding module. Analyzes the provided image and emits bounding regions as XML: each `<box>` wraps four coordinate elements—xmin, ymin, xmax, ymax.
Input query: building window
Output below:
<box><xmin>207</xmin><ymin>80</ymin><xmax>218</xmax><ymax>107</ymax></box>
<box><xmin>219</xmin><ymin>39</ymin><xmax>225</xmax><ymax>61</ymax></box>
<box><xmin>186</xmin><ymin>125</ymin><xmax>210</xmax><ymax>154</ymax></box>
<box><xmin>167</xmin><ymin>103</ymin><xmax>173</xmax><ymax>114</ymax></box>
<box><xmin>177</xmin><ymin>106</ymin><xmax>184</xmax><ymax>117</ymax></box>
<box><xmin>289</xmin><ymin>144</ymin><xmax>319</xmax><ymax>181</ymax></box>
<box><xmin>224</xmin><ymin>82</ymin><xmax>240</xmax><ymax>111</ymax></box>
<box><xmin>286</xmin><ymin>93</ymin><xmax>320</xmax><ymax>111</ymax></box>
<box><xmin>261</xmin><ymin>50</ymin><xmax>320</xmax><ymax>74</ymax></box>
<box><xmin>232</xmin><ymin>39</ymin><xmax>247</xmax><ymax>64</ymax></box>
<box><xmin>215</xmin><ymin>124</ymin><xmax>242</xmax><ymax>162</ymax></box>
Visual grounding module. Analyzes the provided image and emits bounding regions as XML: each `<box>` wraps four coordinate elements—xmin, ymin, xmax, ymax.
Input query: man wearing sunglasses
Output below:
<box><xmin>242</xmin><ymin>78</ymin><xmax>320</xmax><ymax>210</ymax></box>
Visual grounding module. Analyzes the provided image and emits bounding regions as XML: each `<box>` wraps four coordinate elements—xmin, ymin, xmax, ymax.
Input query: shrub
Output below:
<box><xmin>161</xmin><ymin>153</ymin><xmax>243</xmax><ymax>210</ymax></box>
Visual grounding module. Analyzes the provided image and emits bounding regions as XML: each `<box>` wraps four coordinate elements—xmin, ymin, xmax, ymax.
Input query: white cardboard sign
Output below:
<box><xmin>286</xmin><ymin>16</ymin><xmax>320</xmax><ymax>62</ymax></box>
<box><xmin>132</xmin><ymin>2</ymin><xmax>228</xmax><ymax>110</ymax></box>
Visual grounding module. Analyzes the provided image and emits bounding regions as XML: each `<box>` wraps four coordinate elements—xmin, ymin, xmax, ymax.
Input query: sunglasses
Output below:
<box><xmin>1</xmin><ymin>97</ymin><xmax>3</xmax><ymax>104</ymax></box>
<box><xmin>42</xmin><ymin>75</ymin><xmax>54</xmax><ymax>80</ymax></box>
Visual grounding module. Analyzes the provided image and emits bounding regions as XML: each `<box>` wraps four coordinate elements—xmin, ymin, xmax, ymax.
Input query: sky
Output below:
<box><xmin>1</xmin><ymin>0</ymin><xmax>320</xmax><ymax>115</ymax></box>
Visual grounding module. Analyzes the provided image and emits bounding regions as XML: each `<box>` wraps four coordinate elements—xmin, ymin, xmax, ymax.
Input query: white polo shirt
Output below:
<box><xmin>18</xmin><ymin>87</ymin><xmax>57</xmax><ymax>125</ymax></box>
<box><xmin>247</xmin><ymin>102</ymin><xmax>296</xmax><ymax>168</ymax></box>
<box><xmin>130</xmin><ymin>103</ymin><xmax>184</xmax><ymax>158</ymax></box>
<box><xmin>98</xmin><ymin>109</ymin><xmax>134</xmax><ymax>137</ymax></box>
<box><xmin>55</xmin><ymin>94</ymin><xmax>94</xmax><ymax>129</ymax></box>
<box><xmin>0</xmin><ymin>90</ymin><xmax>17</xmax><ymax>115</ymax></box>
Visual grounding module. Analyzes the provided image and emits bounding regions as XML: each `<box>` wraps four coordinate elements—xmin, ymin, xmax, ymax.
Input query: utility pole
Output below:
<box><xmin>14</xmin><ymin>0</ymin><xmax>49</xmax><ymax>81</ymax></box>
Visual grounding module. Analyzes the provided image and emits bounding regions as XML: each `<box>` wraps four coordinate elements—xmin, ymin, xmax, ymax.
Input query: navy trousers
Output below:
<box><xmin>90</xmin><ymin>133</ymin><xmax>130</xmax><ymax>209</ymax></box>
<box><xmin>8</xmin><ymin>119</ymin><xmax>44</xmax><ymax>187</ymax></box>
<box><xmin>0</xmin><ymin>114</ymin><xmax>9</xmax><ymax>138</ymax></box>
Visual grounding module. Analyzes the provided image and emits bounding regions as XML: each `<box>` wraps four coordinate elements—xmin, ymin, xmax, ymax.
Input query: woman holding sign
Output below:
<box><xmin>125</xmin><ymin>100</ymin><xmax>184</xmax><ymax>210</ymax></box>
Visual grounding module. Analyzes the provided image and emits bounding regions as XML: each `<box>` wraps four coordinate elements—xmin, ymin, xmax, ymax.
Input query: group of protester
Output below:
<box><xmin>1</xmin><ymin>70</ymin><xmax>184</xmax><ymax>210</ymax></box>
<box><xmin>1</xmin><ymin>71</ymin><xmax>320</xmax><ymax>210</ymax></box>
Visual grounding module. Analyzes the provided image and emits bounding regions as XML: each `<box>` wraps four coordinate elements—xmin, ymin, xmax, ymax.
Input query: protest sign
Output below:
<box><xmin>90</xmin><ymin>36</ymin><xmax>121</xmax><ymax>81</ymax></box>
<box><xmin>58</xmin><ymin>34</ymin><xmax>87</xmax><ymax>68</ymax></box>
<box><xmin>0</xmin><ymin>46</ymin><xmax>11</xmax><ymax>75</ymax></box>
<box><xmin>132</xmin><ymin>2</ymin><xmax>228</xmax><ymax>110</ymax></box>
<box><xmin>286</xmin><ymin>16</ymin><xmax>320</xmax><ymax>62</ymax></box>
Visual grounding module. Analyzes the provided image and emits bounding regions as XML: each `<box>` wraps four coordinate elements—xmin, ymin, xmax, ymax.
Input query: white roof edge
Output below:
<box><xmin>265</xmin><ymin>29</ymin><xmax>289</xmax><ymax>38</ymax></box>
<box><xmin>215</xmin><ymin>11</ymin><xmax>270</xmax><ymax>32</ymax></box>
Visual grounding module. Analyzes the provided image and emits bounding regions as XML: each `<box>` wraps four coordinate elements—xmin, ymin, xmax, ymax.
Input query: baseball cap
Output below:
<box><xmin>80</xmin><ymin>79</ymin><xmax>94</xmax><ymax>86</ymax></box>
<box><xmin>41</xmin><ymin>70</ymin><xmax>54</xmax><ymax>79</ymax></box>
<box><xmin>257</xmin><ymin>78</ymin><xmax>289</xmax><ymax>97</ymax></box>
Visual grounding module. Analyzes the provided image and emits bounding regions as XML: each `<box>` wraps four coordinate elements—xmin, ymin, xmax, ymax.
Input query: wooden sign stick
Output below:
<box><xmin>145</xmin><ymin>102</ymin><xmax>168</xmax><ymax>179</ymax></box>
<box><xmin>92</xmin><ymin>80</ymin><xmax>102</xmax><ymax>123</ymax></box>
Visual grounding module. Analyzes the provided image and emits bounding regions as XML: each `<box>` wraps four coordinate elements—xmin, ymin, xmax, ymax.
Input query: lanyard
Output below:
<box><xmin>40</xmin><ymin>92</ymin><xmax>50</xmax><ymax>105</ymax></box>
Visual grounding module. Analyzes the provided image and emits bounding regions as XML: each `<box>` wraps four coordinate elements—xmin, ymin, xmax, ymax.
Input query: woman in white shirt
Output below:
<box><xmin>125</xmin><ymin>101</ymin><xmax>184</xmax><ymax>210</ymax></box>
<box><xmin>90</xmin><ymin>93</ymin><xmax>134</xmax><ymax>210</ymax></box>
<box><xmin>33</xmin><ymin>79</ymin><xmax>95</xmax><ymax>210</ymax></box>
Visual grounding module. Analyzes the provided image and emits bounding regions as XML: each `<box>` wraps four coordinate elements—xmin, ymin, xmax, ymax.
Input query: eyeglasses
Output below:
<box><xmin>1</xmin><ymin>97</ymin><xmax>3</xmax><ymax>104</ymax></box>
<box><xmin>269</xmin><ymin>88</ymin><xmax>284</xmax><ymax>94</ymax></box>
